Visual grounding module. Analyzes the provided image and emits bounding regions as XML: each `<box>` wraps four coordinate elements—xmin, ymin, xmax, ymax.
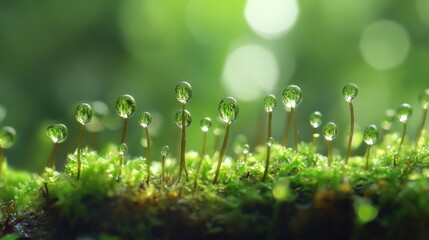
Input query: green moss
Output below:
<box><xmin>2</xmin><ymin>134</ymin><xmax>429</xmax><ymax>239</ymax></box>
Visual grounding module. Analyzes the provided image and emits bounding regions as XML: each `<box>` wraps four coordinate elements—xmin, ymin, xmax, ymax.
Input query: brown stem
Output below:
<box><xmin>268</xmin><ymin>112</ymin><xmax>273</xmax><ymax>138</ymax></box>
<box><xmin>117</xmin><ymin>155</ymin><xmax>124</xmax><ymax>181</ymax></box>
<box><xmin>178</xmin><ymin>103</ymin><xmax>188</xmax><ymax>183</ymax></box>
<box><xmin>77</xmin><ymin>124</ymin><xmax>84</xmax><ymax>180</ymax></box>
<box><xmin>328</xmin><ymin>140</ymin><xmax>333</xmax><ymax>167</ymax></box>
<box><xmin>194</xmin><ymin>131</ymin><xmax>207</xmax><ymax>190</ymax></box>
<box><xmin>365</xmin><ymin>145</ymin><xmax>371</xmax><ymax>169</ymax></box>
<box><xmin>161</xmin><ymin>155</ymin><xmax>166</xmax><ymax>182</ymax></box>
<box><xmin>345</xmin><ymin>102</ymin><xmax>354</xmax><ymax>165</ymax></box>
<box><xmin>145</xmin><ymin>127</ymin><xmax>151</xmax><ymax>183</ymax></box>
<box><xmin>47</xmin><ymin>143</ymin><xmax>58</xmax><ymax>168</ymax></box>
<box><xmin>120</xmin><ymin>118</ymin><xmax>128</xmax><ymax>144</ymax></box>
<box><xmin>291</xmin><ymin>107</ymin><xmax>298</xmax><ymax>151</ymax></box>
<box><xmin>262</xmin><ymin>145</ymin><xmax>271</xmax><ymax>181</ymax></box>
<box><xmin>283</xmin><ymin>111</ymin><xmax>292</xmax><ymax>147</ymax></box>
<box><xmin>394</xmin><ymin>122</ymin><xmax>407</xmax><ymax>167</ymax></box>
<box><xmin>416</xmin><ymin>108</ymin><xmax>427</xmax><ymax>147</ymax></box>
<box><xmin>312</xmin><ymin>128</ymin><xmax>318</xmax><ymax>146</ymax></box>
<box><xmin>213</xmin><ymin>123</ymin><xmax>231</xmax><ymax>184</ymax></box>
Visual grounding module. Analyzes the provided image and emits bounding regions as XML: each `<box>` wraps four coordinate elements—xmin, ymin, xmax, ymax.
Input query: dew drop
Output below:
<box><xmin>200</xmin><ymin>117</ymin><xmax>212</xmax><ymax>132</ymax></box>
<box><xmin>309</xmin><ymin>111</ymin><xmax>323</xmax><ymax>128</ymax></box>
<box><xmin>75</xmin><ymin>103</ymin><xmax>93</xmax><ymax>125</ymax></box>
<box><xmin>118</xmin><ymin>143</ymin><xmax>128</xmax><ymax>156</ymax></box>
<box><xmin>342</xmin><ymin>83</ymin><xmax>358</xmax><ymax>102</ymax></box>
<box><xmin>242</xmin><ymin>144</ymin><xmax>250</xmax><ymax>155</ymax></box>
<box><xmin>0</xmin><ymin>126</ymin><xmax>16</xmax><ymax>149</ymax></box>
<box><xmin>323</xmin><ymin>122</ymin><xmax>338</xmax><ymax>141</ymax></box>
<box><xmin>161</xmin><ymin>145</ymin><xmax>170</xmax><ymax>157</ymax></box>
<box><xmin>46</xmin><ymin>124</ymin><xmax>68</xmax><ymax>143</ymax></box>
<box><xmin>397</xmin><ymin>103</ymin><xmax>412</xmax><ymax>123</ymax></box>
<box><xmin>363</xmin><ymin>124</ymin><xmax>378</xmax><ymax>145</ymax></box>
<box><xmin>139</xmin><ymin>112</ymin><xmax>152</xmax><ymax>128</ymax></box>
<box><xmin>263</xmin><ymin>94</ymin><xmax>277</xmax><ymax>112</ymax></box>
<box><xmin>116</xmin><ymin>95</ymin><xmax>136</xmax><ymax>119</ymax></box>
<box><xmin>419</xmin><ymin>88</ymin><xmax>429</xmax><ymax>110</ymax></box>
<box><xmin>175</xmin><ymin>81</ymin><xmax>192</xmax><ymax>104</ymax></box>
<box><xmin>266</xmin><ymin>137</ymin><xmax>275</xmax><ymax>147</ymax></box>
<box><xmin>175</xmin><ymin>109</ymin><xmax>192</xmax><ymax>128</ymax></box>
<box><xmin>380</xmin><ymin>109</ymin><xmax>395</xmax><ymax>130</ymax></box>
<box><xmin>282</xmin><ymin>85</ymin><xmax>302</xmax><ymax>109</ymax></box>
<box><xmin>218</xmin><ymin>97</ymin><xmax>239</xmax><ymax>124</ymax></box>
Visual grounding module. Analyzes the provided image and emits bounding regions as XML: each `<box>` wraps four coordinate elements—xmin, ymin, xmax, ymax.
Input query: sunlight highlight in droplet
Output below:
<box><xmin>359</xmin><ymin>20</ymin><xmax>410</xmax><ymax>70</ymax></box>
<box><xmin>244</xmin><ymin>0</ymin><xmax>299</xmax><ymax>39</ymax></box>
<box><xmin>222</xmin><ymin>44</ymin><xmax>279</xmax><ymax>101</ymax></box>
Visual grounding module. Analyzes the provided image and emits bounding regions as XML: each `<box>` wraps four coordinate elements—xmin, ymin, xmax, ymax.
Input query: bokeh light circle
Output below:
<box><xmin>359</xmin><ymin>20</ymin><xmax>410</xmax><ymax>70</ymax></box>
<box><xmin>244</xmin><ymin>0</ymin><xmax>299</xmax><ymax>39</ymax></box>
<box><xmin>222</xmin><ymin>44</ymin><xmax>279</xmax><ymax>101</ymax></box>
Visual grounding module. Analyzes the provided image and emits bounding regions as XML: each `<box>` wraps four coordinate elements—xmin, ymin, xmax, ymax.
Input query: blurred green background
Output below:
<box><xmin>1</xmin><ymin>0</ymin><xmax>428</xmax><ymax>172</ymax></box>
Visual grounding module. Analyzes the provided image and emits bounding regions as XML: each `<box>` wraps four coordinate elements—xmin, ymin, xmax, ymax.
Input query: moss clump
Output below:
<box><xmin>1</xmin><ymin>132</ymin><xmax>429</xmax><ymax>239</ymax></box>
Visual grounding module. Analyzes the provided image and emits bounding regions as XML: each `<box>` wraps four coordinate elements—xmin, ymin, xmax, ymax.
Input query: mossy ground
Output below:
<box><xmin>1</xmin><ymin>134</ymin><xmax>429</xmax><ymax>239</ymax></box>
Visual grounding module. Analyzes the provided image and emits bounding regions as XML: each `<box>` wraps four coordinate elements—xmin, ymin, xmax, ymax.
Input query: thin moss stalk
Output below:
<box><xmin>283</xmin><ymin>112</ymin><xmax>292</xmax><ymax>147</ymax></box>
<box><xmin>345</xmin><ymin>102</ymin><xmax>354</xmax><ymax>165</ymax></box>
<box><xmin>77</xmin><ymin>125</ymin><xmax>84</xmax><ymax>179</ymax></box>
<box><xmin>213</xmin><ymin>123</ymin><xmax>231</xmax><ymax>184</ymax></box>
<box><xmin>120</xmin><ymin>118</ymin><xmax>128</xmax><ymax>144</ymax></box>
<box><xmin>365</xmin><ymin>145</ymin><xmax>371</xmax><ymax>169</ymax></box>
<box><xmin>47</xmin><ymin>143</ymin><xmax>58</xmax><ymax>168</ymax></box>
<box><xmin>416</xmin><ymin>108</ymin><xmax>427</xmax><ymax>147</ymax></box>
<box><xmin>178</xmin><ymin>103</ymin><xmax>189</xmax><ymax>182</ymax></box>
<box><xmin>327</xmin><ymin>140</ymin><xmax>333</xmax><ymax>167</ymax></box>
<box><xmin>144</xmin><ymin>127</ymin><xmax>151</xmax><ymax>183</ymax></box>
<box><xmin>262</xmin><ymin>112</ymin><xmax>273</xmax><ymax>181</ymax></box>
<box><xmin>291</xmin><ymin>107</ymin><xmax>298</xmax><ymax>151</ymax></box>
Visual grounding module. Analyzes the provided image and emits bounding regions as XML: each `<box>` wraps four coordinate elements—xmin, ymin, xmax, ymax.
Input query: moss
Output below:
<box><xmin>2</xmin><ymin>134</ymin><xmax>429</xmax><ymax>239</ymax></box>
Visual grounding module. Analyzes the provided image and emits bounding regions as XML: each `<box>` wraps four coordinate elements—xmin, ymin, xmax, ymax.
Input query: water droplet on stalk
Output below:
<box><xmin>218</xmin><ymin>97</ymin><xmax>239</xmax><ymax>124</ymax></box>
<box><xmin>266</xmin><ymin>137</ymin><xmax>275</xmax><ymax>147</ymax></box>
<box><xmin>200</xmin><ymin>117</ymin><xmax>212</xmax><ymax>132</ymax></box>
<box><xmin>46</xmin><ymin>124</ymin><xmax>68</xmax><ymax>143</ymax></box>
<box><xmin>175</xmin><ymin>110</ymin><xmax>192</xmax><ymax>128</ymax></box>
<box><xmin>75</xmin><ymin>103</ymin><xmax>93</xmax><ymax>125</ymax></box>
<box><xmin>364</xmin><ymin>125</ymin><xmax>378</xmax><ymax>145</ymax></box>
<box><xmin>161</xmin><ymin>145</ymin><xmax>170</xmax><ymax>157</ymax></box>
<box><xmin>323</xmin><ymin>122</ymin><xmax>338</xmax><ymax>141</ymax></box>
<box><xmin>397</xmin><ymin>103</ymin><xmax>412</xmax><ymax>123</ymax></box>
<box><xmin>116</xmin><ymin>95</ymin><xmax>136</xmax><ymax>119</ymax></box>
<box><xmin>263</xmin><ymin>95</ymin><xmax>277</xmax><ymax>112</ymax></box>
<box><xmin>175</xmin><ymin>82</ymin><xmax>192</xmax><ymax>104</ymax></box>
<box><xmin>118</xmin><ymin>143</ymin><xmax>128</xmax><ymax>156</ymax></box>
<box><xmin>309</xmin><ymin>111</ymin><xmax>323</xmax><ymax>128</ymax></box>
<box><xmin>342</xmin><ymin>83</ymin><xmax>358</xmax><ymax>102</ymax></box>
<box><xmin>0</xmin><ymin>126</ymin><xmax>16</xmax><ymax>149</ymax></box>
<box><xmin>282</xmin><ymin>85</ymin><xmax>302</xmax><ymax>108</ymax></box>
<box><xmin>139</xmin><ymin>112</ymin><xmax>152</xmax><ymax>128</ymax></box>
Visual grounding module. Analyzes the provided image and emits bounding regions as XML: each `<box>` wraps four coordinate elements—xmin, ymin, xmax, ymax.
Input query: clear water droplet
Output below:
<box><xmin>263</xmin><ymin>95</ymin><xmax>277</xmax><ymax>112</ymax></box>
<box><xmin>323</xmin><ymin>122</ymin><xmax>338</xmax><ymax>141</ymax></box>
<box><xmin>242</xmin><ymin>144</ymin><xmax>250</xmax><ymax>155</ymax></box>
<box><xmin>175</xmin><ymin>109</ymin><xmax>192</xmax><ymax>128</ymax></box>
<box><xmin>282</xmin><ymin>85</ymin><xmax>302</xmax><ymax>109</ymax></box>
<box><xmin>139</xmin><ymin>112</ymin><xmax>152</xmax><ymax>128</ymax></box>
<box><xmin>342</xmin><ymin>83</ymin><xmax>358</xmax><ymax>102</ymax></box>
<box><xmin>218</xmin><ymin>97</ymin><xmax>239</xmax><ymax>124</ymax></box>
<box><xmin>161</xmin><ymin>145</ymin><xmax>170</xmax><ymax>157</ymax></box>
<box><xmin>397</xmin><ymin>103</ymin><xmax>412</xmax><ymax>123</ymax></box>
<box><xmin>200</xmin><ymin>117</ymin><xmax>212</xmax><ymax>132</ymax></box>
<box><xmin>118</xmin><ymin>143</ymin><xmax>128</xmax><ymax>156</ymax></box>
<box><xmin>419</xmin><ymin>88</ymin><xmax>429</xmax><ymax>110</ymax></box>
<box><xmin>381</xmin><ymin>109</ymin><xmax>395</xmax><ymax>130</ymax></box>
<box><xmin>175</xmin><ymin>81</ymin><xmax>192</xmax><ymax>104</ymax></box>
<box><xmin>46</xmin><ymin>124</ymin><xmax>68</xmax><ymax>143</ymax></box>
<box><xmin>116</xmin><ymin>95</ymin><xmax>136</xmax><ymax>119</ymax></box>
<box><xmin>0</xmin><ymin>126</ymin><xmax>16</xmax><ymax>149</ymax></box>
<box><xmin>309</xmin><ymin>111</ymin><xmax>323</xmax><ymax>128</ymax></box>
<box><xmin>75</xmin><ymin>103</ymin><xmax>93</xmax><ymax>125</ymax></box>
<box><xmin>266</xmin><ymin>137</ymin><xmax>275</xmax><ymax>147</ymax></box>
<box><xmin>364</xmin><ymin>125</ymin><xmax>378</xmax><ymax>145</ymax></box>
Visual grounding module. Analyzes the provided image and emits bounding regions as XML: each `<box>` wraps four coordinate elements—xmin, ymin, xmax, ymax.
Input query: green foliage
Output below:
<box><xmin>2</xmin><ymin>134</ymin><xmax>429</xmax><ymax>239</ymax></box>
